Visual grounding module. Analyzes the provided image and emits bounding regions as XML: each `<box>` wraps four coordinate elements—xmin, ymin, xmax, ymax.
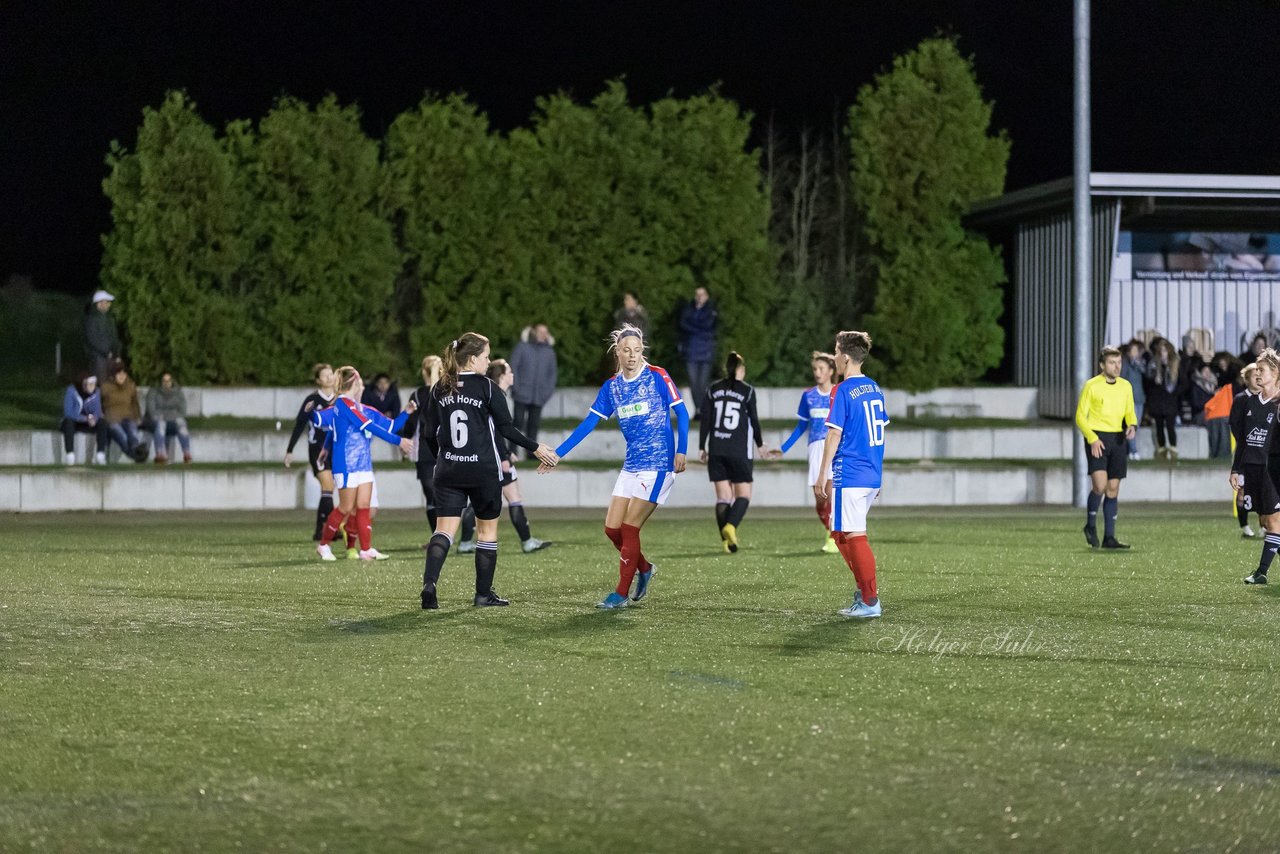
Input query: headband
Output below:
<box><xmin>616</xmin><ymin>329</ymin><xmax>642</xmax><ymax>342</ymax></box>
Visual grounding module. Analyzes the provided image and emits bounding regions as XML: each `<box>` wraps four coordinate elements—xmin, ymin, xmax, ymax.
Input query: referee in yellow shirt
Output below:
<box><xmin>1076</xmin><ymin>346</ymin><xmax>1138</xmax><ymax>549</ymax></box>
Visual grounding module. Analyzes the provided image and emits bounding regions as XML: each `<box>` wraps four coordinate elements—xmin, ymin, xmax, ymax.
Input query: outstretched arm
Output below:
<box><xmin>779</xmin><ymin>418</ymin><xmax>808</xmax><ymax>454</ymax></box>
<box><xmin>555</xmin><ymin>412</ymin><xmax>604</xmax><ymax>460</ymax></box>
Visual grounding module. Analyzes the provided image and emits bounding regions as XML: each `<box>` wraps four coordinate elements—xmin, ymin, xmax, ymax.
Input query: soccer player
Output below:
<box><xmin>1075</xmin><ymin>346</ymin><xmax>1138</xmax><ymax>550</ymax></box>
<box><xmin>779</xmin><ymin>351</ymin><xmax>839</xmax><ymax>553</ymax></box>
<box><xmin>699</xmin><ymin>351</ymin><xmax>771</xmax><ymax>553</ymax></box>
<box><xmin>312</xmin><ymin>367</ymin><xmax>415</xmax><ymax>561</ymax></box>
<box><xmin>1232</xmin><ymin>363</ymin><xmax>1260</xmax><ymax>538</ymax></box>
<box><xmin>285</xmin><ymin>363</ymin><xmax>338</xmax><ymax>541</ymax></box>
<box><xmin>547</xmin><ymin>324</ymin><xmax>689</xmax><ymax>609</ymax></box>
<box><xmin>1231</xmin><ymin>350</ymin><xmax>1280</xmax><ymax>584</ymax></box>
<box><xmin>418</xmin><ymin>334</ymin><xmax>559</xmax><ymax>609</ymax></box>
<box><xmin>817</xmin><ymin>331</ymin><xmax>888</xmax><ymax>619</ymax></box>
<box><xmin>405</xmin><ymin>355</ymin><xmax>444</xmax><ymax>532</ymax></box>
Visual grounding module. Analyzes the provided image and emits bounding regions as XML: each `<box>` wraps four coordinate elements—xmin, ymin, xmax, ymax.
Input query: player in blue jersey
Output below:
<box><xmin>817</xmin><ymin>331</ymin><xmax>888</xmax><ymax>619</ymax></box>
<box><xmin>779</xmin><ymin>351</ymin><xmax>839</xmax><ymax>553</ymax></box>
<box><xmin>312</xmin><ymin>366</ymin><xmax>415</xmax><ymax>562</ymax></box>
<box><xmin>547</xmin><ymin>324</ymin><xmax>689</xmax><ymax>609</ymax></box>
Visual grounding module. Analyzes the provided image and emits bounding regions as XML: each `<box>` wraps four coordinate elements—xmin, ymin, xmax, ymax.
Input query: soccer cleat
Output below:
<box><xmin>1245</xmin><ymin>572</ymin><xmax>1269</xmax><ymax>585</ymax></box>
<box><xmin>1101</xmin><ymin>536</ymin><xmax>1130</xmax><ymax>550</ymax></box>
<box><xmin>94</xmin><ymin>451</ymin><xmax>107</xmax><ymax>465</ymax></box>
<box><xmin>632</xmin><ymin>565</ymin><xmax>656</xmax><ymax>602</ymax></box>
<box><xmin>1083</xmin><ymin>525</ymin><xmax>1099</xmax><ymax>549</ymax></box>
<box><xmin>63</xmin><ymin>452</ymin><xmax>75</xmax><ymax>465</ymax></box>
<box><xmin>474</xmin><ymin>590</ymin><xmax>510</xmax><ymax>607</ymax></box>
<box><xmin>721</xmin><ymin>538</ymin><xmax>732</xmax><ymax>554</ymax></box>
<box><xmin>316</xmin><ymin>543</ymin><xmax>336</xmax><ymax>562</ymax></box>
<box><xmin>836</xmin><ymin>590</ymin><xmax>864</xmax><ymax>615</ymax></box>
<box><xmin>822</xmin><ymin>536</ymin><xmax>839</xmax><ymax>554</ymax></box>
<box><xmin>596</xmin><ymin>592</ymin><xmax>630</xmax><ymax>609</ymax></box>
<box><xmin>1242</xmin><ymin>525</ymin><xmax>1258</xmax><ymax>539</ymax></box>
<box><xmin>839</xmin><ymin>599</ymin><xmax>882</xmax><ymax>619</ymax></box>
<box><xmin>420</xmin><ymin>583</ymin><xmax>438</xmax><ymax>609</ymax></box>
<box><xmin>521</xmin><ymin>537</ymin><xmax>551</xmax><ymax>553</ymax></box>
<box><xmin>346</xmin><ymin>547</ymin><xmax>359</xmax><ymax>560</ymax></box>
<box><xmin>457</xmin><ymin>540</ymin><xmax>477</xmax><ymax>554</ymax></box>
<box><xmin>721</xmin><ymin>523</ymin><xmax>739</xmax><ymax>553</ymax></box>
<box><xmin>358</xmin><ymin>548</ymin><xmax>390</xmax><ymax>561</ymax></box>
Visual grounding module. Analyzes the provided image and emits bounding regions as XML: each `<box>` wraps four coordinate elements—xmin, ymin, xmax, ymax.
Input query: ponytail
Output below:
<box><xmin>420</xmin><ymin>355</ymin><xmax>443</xmax><ymax>389</ymax></box>
<box><xmin>724</xmin><ymin>351</ymin><xmax>744</xmax><ymax>389</ymax></box>
<box><xmin>335</xmin><ymin>366</ymin><xmax>360</xmax><ymax>396</ymax></box>
<box><xmin>440</xmin><ymin>332</ymin><xmax>489</xmax><ymax>392</ymax></box>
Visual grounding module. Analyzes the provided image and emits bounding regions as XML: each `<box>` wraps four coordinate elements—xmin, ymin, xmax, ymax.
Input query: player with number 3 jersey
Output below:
<box><xmin>818</xmin><ymin>330</ymin><xmax>889</xmax><ymax>619</ymax></box>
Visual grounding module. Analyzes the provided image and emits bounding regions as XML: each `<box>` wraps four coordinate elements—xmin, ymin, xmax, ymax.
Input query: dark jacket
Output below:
<box><xmin>84</xmin><ymin>307</ymin><xmax>121</xmax><ymax>360</ymax></box>
<box><xmin>62</xmin><ymin>384</ymin><xmax>102</xmax><ymax>423</ymax></box>
<box><xmin>510</xmin><ymin>336</ymin><xmax>558</xmax><ymax>407</ymax></box>
<box><xmin>361</xmin><ymin>384</ymin><xmax>402</xmax><ymax>419</ymax></box>
<box><xmin>613</xmin><ymin>305</ymin><xmax>650</xmax><ymax>339</ymax></box>
<box><xmin>678</xmin><ymin>299</ymin><xmax>718</xmax><ymax>363</ymax></box>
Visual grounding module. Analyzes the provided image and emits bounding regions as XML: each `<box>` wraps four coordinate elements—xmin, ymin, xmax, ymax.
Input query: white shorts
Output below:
<box><xmin>334</xmin><ymin>470</ymin><xmax>375</xmax><ymax>490</ymax></box>
<box><xmin>612</xmin><ymin>469</ymin><xmax>676</xmax><ymax>506</ymax></box>
<box><xmin>807</xmin><ymin>441</ymin><xmax>832</xmax><ymax>487</ymax></box>
<box><xmin>831</xmin><ymin>486</ymin><xmax>878</xmax><ymax>533</ymax></box>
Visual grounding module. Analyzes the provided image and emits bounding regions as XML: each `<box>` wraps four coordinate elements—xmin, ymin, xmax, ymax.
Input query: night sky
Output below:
<box><xmin>4</xmin><ymin>1</ymin><xmax>1280</xmax><ymax>295</ymax></box>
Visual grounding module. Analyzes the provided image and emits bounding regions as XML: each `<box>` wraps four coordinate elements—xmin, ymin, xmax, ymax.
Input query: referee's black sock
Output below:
<box><xmin>728</xmin><ymin>497</ymin><xmax>750</xmax><ymax>527</ymax></box>
<box><xmin>715</xmin><ymin>501</ymin><xmax>730</xmax><ymax>532</ymax></box>
<box><xmin>1103</xmin><ymin>496</ymin><xmax>1118</xmax><ymax>539</ymax></box>
<box><xmin>509</xmin><ymin>503</ymin><xmax>532</xmax><ymax>542</ymax></box>
<box><xmin>424</xmin><ymin>532</ymin><xmax>452</xmax><ymax>587</ymax></box>
<box><xmin>1085</xmin><ymin>491</ymin><xmax>1102</xmax><ymax>530</ymax></box>
<box><xmin>460</xmin><ymin>506</ymin><xmax>476</xmax><ymax>543</ymax></box>
<box><xmin>315</xmin><ymin>491</ymin><xmax>333</xmax><ymax>540</ymax></box>
<box><xmin>1258</xmin><ymin>533</ymin><xmax>1280</xmax><ymax>577</ymax></box>
<box><xmin>475</xmin><ymin>541</ymin><xmax>498</xmax><ymax>594</ymax></box>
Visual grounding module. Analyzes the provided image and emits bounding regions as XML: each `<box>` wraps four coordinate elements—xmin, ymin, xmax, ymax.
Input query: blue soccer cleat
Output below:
<box><xmin>596</xmin><ymin>592</ymin><xmax>630</xmax><ymax>610</ymax></box>
<box><xmin>631</xmin><ymin>565</ymin><xmax>656</xmax><ymax>602</ymax></box>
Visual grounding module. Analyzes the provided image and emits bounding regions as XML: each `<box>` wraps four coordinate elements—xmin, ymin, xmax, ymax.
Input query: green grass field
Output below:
<box><xmin>3</xmin><ymin>506</ymin><xmax>1278</xmax><ymax>851</ymax></box>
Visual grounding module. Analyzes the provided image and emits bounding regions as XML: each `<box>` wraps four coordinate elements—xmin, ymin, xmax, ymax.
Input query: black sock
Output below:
<box><xmin>1085</xmin><ymin>491</ymin><xmax>1102</xmax><ymax>529</ymax></box>
<box><xmin>715</xmin><ymin>501</ymin><xmax>730</xmax><ymax>530</ymax></box>
<box><xmin>475</xmin><ymin>541</ymin><xmax>497</xmax><ymax>594</ymax></box>
<box><xmin>1258</xmin><ymin>533</ymin><xmax>1280</xmax><ymax>576</ymax></box>
<box><xmin>461</xmin><ymin>506</ymin><xmax>476</xmax><ymax>542</ymax></box>
<box><xmin>315</xmin><ymin>491</ymin><xmax>333</xmax><ymax>540</ymax></box>
<box><xmin>509</xmin><ymin>503</ymin><xmax>532</xmax><ymax>542</ymax></box>
<box><xmin>1238</xmin><ymin>506</ymin><xmax>1250</xmax><ymax>529</ymax></box>
<box><xmin>427</xmin><ymin>505</ymin><xmax>437</xmax><ymax>531</ymax></box>
<box><xmin>424</xmin><ymin>532</ymin><xmax>452</xmax><ymax>587</ymax></box>
<box><xmin>1103</xmin><ymin>496</ymin><xmax>1118</xmax><ymax>538</ymax></box>
<box><xmin>728</xmin><ymin>497</ymin><xmax>750</xmax><ymax>527</ymax></box>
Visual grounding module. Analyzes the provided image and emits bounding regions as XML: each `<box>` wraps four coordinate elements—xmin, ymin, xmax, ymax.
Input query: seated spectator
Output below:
<box><xmin>101</xmin><ymin>360</ymin><xmax>147</xmax><ymax>462</ymax></box>
<box><xmin>60</xmin><ymin>373</ymin><xmax>109</xmax><ymax>465</ymax></box>
<box><xmin>1188</xmin><ymin>364</ymin><xmax>1218</xmax><ymax>423</ymax></box>
<box><xmin>145</xmin><ymin>371</ymin><xmax>193</xmax><ymax>464</ymax></box>
<box><xmin>360</xmin><ymin>372</ymin><xmax>401</xmax><ymax>419</ymax></box>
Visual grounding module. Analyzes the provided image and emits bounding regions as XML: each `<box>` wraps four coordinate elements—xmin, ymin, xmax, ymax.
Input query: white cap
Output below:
<box><xmin>91</xmin><ymin>289</ymin><xmax>115</xmax><ymax>303</ymax></box>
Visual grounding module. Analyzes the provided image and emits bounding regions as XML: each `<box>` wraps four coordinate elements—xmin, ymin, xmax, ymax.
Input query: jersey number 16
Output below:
<box><xmin>862</xmin><ymin>399</ymin><xmax>887</xmax><ymax>447</ymax></box>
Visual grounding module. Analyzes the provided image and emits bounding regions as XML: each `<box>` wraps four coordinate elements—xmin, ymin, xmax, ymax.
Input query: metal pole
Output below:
<box><xmin>1072</xmin><ymin>0</ymin><xmax>1092</xmax><ymax>508</ymax></box>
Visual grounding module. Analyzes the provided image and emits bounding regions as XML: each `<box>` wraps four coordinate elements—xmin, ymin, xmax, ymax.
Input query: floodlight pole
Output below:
<box><xmin>1072</xmin><ymin>0</ymin><xmax>1092</xmax><ymax>508</ymax></box>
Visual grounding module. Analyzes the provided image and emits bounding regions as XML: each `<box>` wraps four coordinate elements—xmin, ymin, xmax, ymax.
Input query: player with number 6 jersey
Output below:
<box><xmin>818</xmin><ymin>330</ymin><xmax>889</xmax><ymax>619</ymax></box>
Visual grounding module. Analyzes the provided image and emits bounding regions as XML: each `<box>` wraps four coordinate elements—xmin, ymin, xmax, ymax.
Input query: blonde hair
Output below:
<box><xmin>420</xmin><ymin>355</ymin><xmax>443</xmax><ymax>388</ymax></box>
<box><xmin>1241</xmin><ymin>363</ymin><xmax>1259</xmax><ymax>382</ymax></box>
<box><xmin>607</xmin><ymin>323</ymin><xmax>645</xmax><ymax>371</ymax></box>
<box><xmin>335</xmin><ymin>365</ymin><xmax>361</xmax><ymax>395</ymax></box>
<box><xmin>1256</xmin><ymin>348</ymin><xmax>1280</xmax><ymax>375</ymax></box>
<box><xmin>441</xmin><ymin>333</ymin><xmax>489</xmax><ymax>392</ymax></box>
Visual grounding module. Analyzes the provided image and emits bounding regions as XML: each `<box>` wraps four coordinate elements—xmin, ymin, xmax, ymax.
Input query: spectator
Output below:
<box><xmin>83</xmin><ymin>289</ymin><xmax>121</xmax><ymax>381</ymax></box>
<box><xmin>145</xmin><ymin>372</ymin><xmax>193</xmax><ymax>464</ymax></box>
<box><xmin>101</xmin><ymin>360</ymin><xmax>147</xmax><ymax>462</ymax></box>
<box><xmin>1178</xmin><ymin>333</ymin><xmax>1207</xmax><ymax>422</ymax></box>
<box><xmin>360</xmin><ymin>372</ymin><xmax>402</xmax><ymax>420</ymax></box>
<box><xmin>1188</xmin><ymin>364</ymin><xmax>1218</xmax><ymax>423</ymax></box>
<box><xmin>1240</xmin><ymin>332</ymin><xmax>1270</xmax><ymax>366</ymax></box>
<box><xmin>1120</xmin><ymin>339</ymin><xmax>1147</xmax><ymax>459</ymax></box>
<box><xmin>678</xmin><ymin>286</ymin><xmax>718</xmax><ymax>417</ymax></box>
<box><xmin>1210</xmin><ymin>351</ymin><xmax>1244</xmax><ymax>392</ymax></box>
<box><xmin>1144</xmin><ymin>338</ymin><xmax>1181</xmax><ymax>461</ymax></box>
<box><xmin>509</xmin><ymin>323</ymin><xmax>558</xmax><ymax>452</ymax></box>
<box><xmin>1201</xmin><ymin>371</ymin><xmax>1234</xmax><ymax>459</ymax></box>
<box><xmin>60</xmin><ymin>373</ymin><xmax>109</xmax><ymax>465</ymax></box>
<box><xmin>614</xmin><ymin>291</ymin><xmax>650</xmax><ymax>340</ymax></box>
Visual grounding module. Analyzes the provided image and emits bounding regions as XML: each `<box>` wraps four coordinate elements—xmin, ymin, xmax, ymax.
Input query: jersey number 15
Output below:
<box><xmin>713</xmin><ymin>399</ymin><xmax>740</xmax><ymax>431</ymax></box>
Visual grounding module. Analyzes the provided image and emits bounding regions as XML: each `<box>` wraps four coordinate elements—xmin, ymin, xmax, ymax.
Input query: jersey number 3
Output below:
<box><xmin>450</xmin><ymin>410</ymin><xmax>469</xmax><ymax>448</ymax></box>
<box><xmin>862</xmin><ymin>399</ymin><xmax>887</xmax><ymax>447</ymax></box>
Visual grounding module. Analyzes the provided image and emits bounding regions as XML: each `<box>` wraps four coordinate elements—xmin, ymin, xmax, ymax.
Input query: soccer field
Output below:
<box><xmin>3</xmin><ymin>505</ymin><xmax>1278</xmax><ymax>851</ymax></box>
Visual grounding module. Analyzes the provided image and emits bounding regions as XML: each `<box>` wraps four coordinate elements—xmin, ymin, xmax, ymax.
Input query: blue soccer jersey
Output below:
<box><xmin>591</xmin><ymin>365</ymin><xmax>685</xmax><ymax>471</ymax></box>
<box><xmin>825</xmin><ymin>375</ymin><xmax>888</xmax><ymax>488</ymax></box>
<box><xmin>799</xmin><ymin>386</ymin><xmax>832</xmax><ymax>445</ymax></box>
<box><xmin>313</xmin><ymin>398</ymin><xmax>406</xmax><ymax>476</ymax></box>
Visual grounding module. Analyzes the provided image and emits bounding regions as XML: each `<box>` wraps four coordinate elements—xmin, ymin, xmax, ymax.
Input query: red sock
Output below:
<box><xmin>356</xmin><ymin>507</ymin><xmax>372</xmax><ymax>551</ymax></box>
<box><xmin>616</xmin><ymin>524</ymin><xmax>644</xmax><ymax>596</ymax></box>
<box><xmin>816</xmin><ymin>498</ymin><xmax>831</xmax><ymax>531</ymax></box>
<box><xmin>604</xmin><ymin>526</ymin><xmax>624</xmax><ymax>551</ymax></box>
<box><xmin>835</xmin><ymin>532</ymin><xmax>877</xmax><ymax>602</ymax></box>
<box><xmin>320</xmin><ymin>508</ymin><xmax>347</xmax><ymax>545</ymax></box>
<box><xmin>343</xmin><ymin>514</ymin><xmax>358</xmax><ymax>549</ymax></box>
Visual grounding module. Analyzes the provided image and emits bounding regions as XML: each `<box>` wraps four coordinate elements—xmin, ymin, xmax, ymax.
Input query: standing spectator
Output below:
<box><xmin>360</xmin><ymin>372</ymin><xmax>401</xmax><ymax>419</ymax></box>
<box><xmin>1145</xmin><ymin>338</ymin><xmax>1181</xmax><ymax>461</ymax></box>
<box><xmin>1120</xmin><ymin>339</ymin><xmax>1147</xmax><ymax>460</ymax></box>
<box><xmin>1211</xmin><ymin>351</ymin><xmax>1244</xmax><ymax>393</ymax></box>
<box><xmin>509</xmin><ymin>323</ymin><xmax>558</xmax><ymax>452</ymax></box>
<box><xmin>1202</xmin><ymin>372</ymin><xmax>1234</xmax><ymax>460</ymax></box>
<box><xmin>60</xmin><ymin>373</ymin><xmax>109</xmax><ymax>465</ymax></box>
<box><xmin>614</xmin><ymin>291</ymin><xmax>650</xmax><ymax>340</ymax></box>
<box><xmin>678</xmin><ymin>286</ymin><xmax>718</xmax><ymax>418</ymax></box>
<box><xmin>145</xmin><ymin>372</ymin><xmax>193</xmax><ymax>464</ymax></box>
<box><xmin>101</xmin><ymin>360</ymin><xmax>147</xmax><ymax>462</ymax></box>
<box><xmin>1240</xmin><ymin>332</ymin><xmax>1270</xmax><ymax>366</ymax></box>
<box><xmin>83</xmin><ymin>289</ymin><xmax>121</xmax><ymax>381</ymax></box>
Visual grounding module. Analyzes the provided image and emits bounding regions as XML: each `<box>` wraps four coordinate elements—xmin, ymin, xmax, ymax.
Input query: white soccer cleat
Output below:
<box><xmin>457</xmin><ymin>540</ymin><xmax>477</xmax><ymax>554</ymax></box>
<box><xmin>316</xmin><ymin>544</ymin><xmax>336</xmax><ymax>562</ymax></box>
<box><xmin>838</xmin><ymin>599</ymin><xmax>881</xmax><ymax>619</ymax></box>
<box><xmin>521</xmin><ymin>537</ymin><xmax>550</xmax><ymax>553</ymax></box>
<box><xmin>358</xmin><ymin>548</ymin><xmax>390</xmax><ymax>561</ymax></box>
<box><xmin>1242</xmin><ymin>525</ymin><xmax>1257</xmax><ymax>538</ymax></box>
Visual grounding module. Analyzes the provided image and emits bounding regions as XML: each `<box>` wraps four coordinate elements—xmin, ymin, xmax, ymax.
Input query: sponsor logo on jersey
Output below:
<box><xmin>808</xmin><ymin>407</ymin><xmax>830</xmax><ymax>420</ymax></box>
<box><xmin>618</xmin><ymin>401</ymin><xmax>651</xmax><ymax>419</ymax></box>
<box><xmin>1248</xmin><ymin>427</ymin><xmax>1270</xmax><ymax>445</ymax></box>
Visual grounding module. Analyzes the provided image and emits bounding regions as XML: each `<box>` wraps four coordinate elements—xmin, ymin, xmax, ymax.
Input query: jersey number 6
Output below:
<box><xmin>450</xmin><ymin>410</ymin><xmax>469</xmax><ymax>448</ymax></box>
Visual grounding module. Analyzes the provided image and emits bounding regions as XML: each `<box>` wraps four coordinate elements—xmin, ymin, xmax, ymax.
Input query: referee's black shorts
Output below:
<box><xmin>1241</xmin><ymin>463</ymin><xmax>1280</xmax><ymax>517</ymax></box>
<box><xmin>1084</xmin><ymin>431</ymin><xmax>1128</xmax><ymax>479</ymax></box>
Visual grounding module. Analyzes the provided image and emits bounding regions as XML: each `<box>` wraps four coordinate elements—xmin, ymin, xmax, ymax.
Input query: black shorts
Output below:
<box><xmin>1085</xmin><ymin>432</ymin><xmax>1127</xmax><ymax>479</ymax></box>
<box><xmin>307</xmin><ymin>441</ymin><xmax>329</xmax><ymax>476</ymax></box>
<box><xmin>707</xmin><ymin>454</ymin><xmax>753</xmax><ymax>484</ymax></box>
<box><xmin>435</xmin><ymin>479</ymin><xmax>503</xmax><ymax>520</ymax></box>
<box><xmin>1240</xmin><ymin>464</ymin><xmax>1280</xmax><ymax>517</ymax></box>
